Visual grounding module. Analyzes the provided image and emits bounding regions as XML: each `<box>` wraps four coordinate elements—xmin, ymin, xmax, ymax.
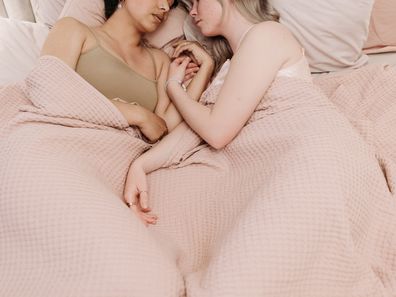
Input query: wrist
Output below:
<box><xmin>165</xmin><ymin>78</ymin><xmax>187</xmax><ymax>92</ymax></box>
<box><xmin>132</xmin><ymin>157</ymin><xmax>149</xmax><ymax>173</ymax></box>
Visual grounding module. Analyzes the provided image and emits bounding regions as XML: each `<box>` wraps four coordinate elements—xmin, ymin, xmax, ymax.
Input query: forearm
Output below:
<box><xmin>111</xmin><ymin>100</ymin><xmax>144</xmax><ymax>127</ymax></box>
<box><xmin>162</xmin><ymin>62</ymin><xmax>214</xmax><ymax>131</ymax></box>
<box><xmin>162</xmin><ymin>104</ymin><xmax>183</xmax><ymax>132</ymax></box>
<box><xmin>186</xmin><ymin>62</ymin><xmax>214</xmax><ymax>101</ymax></box>
<box><xmin>134</xmin><ymin>122</ymin><xmax>193</xmax><ymax>173</ymax></box>
<box><xmin>167</xmin><ymin>84</ymin><xmax>215</xmax><ymax>145</ymax></box>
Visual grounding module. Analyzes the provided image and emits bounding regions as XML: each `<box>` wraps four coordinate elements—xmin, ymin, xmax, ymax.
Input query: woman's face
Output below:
<box><xmin>125</xmin><ymin>0</ymin><xmax>176</xmax><ymax>33</ymax></box>
<box><xmin>189</xmin><ymin>0</ymin><xmax>223</xmax><ymax>36</ymax></box>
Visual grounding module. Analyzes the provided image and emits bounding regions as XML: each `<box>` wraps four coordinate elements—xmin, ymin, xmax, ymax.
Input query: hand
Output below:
<box><xmin>168</xmin><ymin>56</ymin><xmax>191</xmax><ymax>85</ymax></box>
<box><xmin>124</xmin><ymin>161</ymin><xmax>158</xmax><ymax>226</ymax></box>
<box><xmin>171</xmin><ymin>40</ymin><xmax>214</xmax><ymax>68</ymax></box>
<box><xmin>184</xmin><ymin>61</ymin><xmax>200</xmax><ymax>84</ymax></box>
<box><xmin>138</xmin><ymin>107</ymin><xmax>168</xmax><ymax>143</ymax></box>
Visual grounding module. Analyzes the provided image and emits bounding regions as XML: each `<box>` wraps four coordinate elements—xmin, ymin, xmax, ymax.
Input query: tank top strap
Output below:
<box><xmin>86</xmin><ymin>26</ymin><xmax>101</xmax><ymax>47</ymax></box>
<box><xmin>144</xmin><ymin>48</ymin><xmax>158</xmax><ymax>81</ymax></box>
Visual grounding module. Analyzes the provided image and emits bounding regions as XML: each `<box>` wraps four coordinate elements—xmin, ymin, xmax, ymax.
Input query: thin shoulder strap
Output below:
<box><xmin>144</xmin><ymin>48</ymin><xmax>158</xmax><ymax>81</ymax></box>
<box><xmin>86</xmin><ymin>26</ymin><xmax>101</xmax><ymax>47</ymax></box>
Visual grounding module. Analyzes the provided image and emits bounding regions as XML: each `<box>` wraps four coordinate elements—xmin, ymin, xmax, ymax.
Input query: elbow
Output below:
<box><xmin>205</xmin><ymin>132</ymin><xmax>231</xmax><ymax>150</ymax></box>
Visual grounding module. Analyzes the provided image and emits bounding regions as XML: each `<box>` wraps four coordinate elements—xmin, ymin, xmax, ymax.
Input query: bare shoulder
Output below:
<box><xmin>47</xmin><ymin>17</ymin><xmax>90</xmax><ymax>45</ymax></box>
<box><xmin>52</xmin><ymin>17</ymin><xmax>88</xmax><ymax>34</ymax></box>
<box><xmin>41</xmin><ymin>17</ymin><xmax>90</xmax><ymax>69</ymax></box>
<box><xmin>242</xmin><ymin>21</ymin><xmax>302</xmax><ymax>59</ymax></box>
<box><xmin>250</xmin><ymin>21</ymin><xmax>294</xmax><ymax>43</ymax></box>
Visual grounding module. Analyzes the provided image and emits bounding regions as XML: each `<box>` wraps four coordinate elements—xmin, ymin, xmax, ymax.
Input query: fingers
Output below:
<box><xmin>124</xmin><ymin>186</ymin><xmax>139</xmax><ymax>209</ymax></box>
<box><xmin>130</xmin><ymin>204</ymin><xmax>158</xmax><ymax>226</ymax></box>
<box><xmin>139</xmin><ymin>190</ymin><xmax>149</xmax><ymax>211</ymax></box>
<box><xmin>171</xmin><ymin>56</ymin><xmax>188</xmax><ymax>65</ymax></box>
<box><xmin>187</xmin><ymin>62</ymin><xmax>199</xmax><ymax>69</ymax></box>
<box><xmin>183</xmin><ymin>73</ymin><xmax>195</xmax><ymax>83</ymax></box>
<box><xmin>185</xmin><ymin>66</ymin><xmax>199</xmax><ymax>75</ymax></box>
<box><xmin>126</xmin><ymin>190</ymin><xmax>157</xmax><ymax>226</ymax></box>
<box><xmin>172</xmin><ymin>45</ymin><xmax>200</xmax><ymax>64</ymax></box>
<box><xmin>181</xmin><ymin>57</ymin><xmax>191</xmax><ymax>67</ymax></box>
<box><xmin>171</xmin><ymin>40</ymin><xmax>195</xmax><ymax>47</ymax></box>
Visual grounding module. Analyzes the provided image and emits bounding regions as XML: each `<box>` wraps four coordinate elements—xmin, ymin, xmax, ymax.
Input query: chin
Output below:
<box><xmin>200</xmin><ymin>28</ymin><xmax>215</xmax><ymax>37</ymax></box>
<box><xmin>145</xmin><ymin>23</ymin><xmax>160</xmax><ymax>34</ymax></box>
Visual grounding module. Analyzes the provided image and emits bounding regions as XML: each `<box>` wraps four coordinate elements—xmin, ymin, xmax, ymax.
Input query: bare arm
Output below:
<box><xmin>124</xmin><ymin>121</ymin><xmax>199</xmax><ymax>211</ymax></box>
<box><xmin>40</xmin><ymin>17</ymin><xmax>86</xmax><ymax>69</ymax></box>
<box><xmin>154</xmin><ymin>46</ymin><xmax>214</xmax><ymax>131</ymax></box>
<box><xmin>167</xmin><ymin>22</ymin><xmax>301</xmax><ymax>149</ymax></box>
<box><xmin>133</xmin><ymin>121</ymin><xmax>192</xmax><ymax>173</ymax></box>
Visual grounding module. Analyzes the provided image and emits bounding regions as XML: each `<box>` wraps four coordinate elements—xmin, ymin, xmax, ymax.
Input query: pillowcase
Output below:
<box><xmin>59</xmin><ymin>0</ymin><xmax>187</xmax><ymax>49</ymax></box>
<box><xmin>0</xmin><ymin>18</ymin><xmax>49</xmax><ymax>86</ymax></box>
<box><xmin>270</xmin><ymin>0</ymin><xmax>375</xmax><ymax>72</ymax></box>
<box><xmin>58</xmin><ymin>0</ymin><xmax>105</xmax><ymax>27</ymax></box>
<box><xmin>30</xmin><ymin>0</ymin><xmax>67</xmax><ymax>27</ymax></box>
<box><xmin>363</xmin><ymin>0</ymin><xmax>396</xmax><ymax>54</ymax></box>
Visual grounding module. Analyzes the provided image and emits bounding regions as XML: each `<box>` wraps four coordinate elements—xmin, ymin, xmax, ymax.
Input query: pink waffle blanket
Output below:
<box><xmin>0</xmin><ymin>56</ymin><xmax>395</xmax><ymax>297</ymax></box>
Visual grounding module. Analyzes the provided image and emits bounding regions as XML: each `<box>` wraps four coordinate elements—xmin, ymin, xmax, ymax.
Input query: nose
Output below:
<box><xmin>159</xmin><ymin>0</ymin><xmax>170</xmax><ymax>12</ymax></box>
<box><xmin>189</xmin><ymin>0</ymin><xmax>197</xmax><ymax>17</ymax></box>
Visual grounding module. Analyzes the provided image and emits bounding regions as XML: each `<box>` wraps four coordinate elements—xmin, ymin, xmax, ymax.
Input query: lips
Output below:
<box><xmin>153</xmin><ymin>14</ymin><xmax>164</xmax><ymax>23</ymax></box>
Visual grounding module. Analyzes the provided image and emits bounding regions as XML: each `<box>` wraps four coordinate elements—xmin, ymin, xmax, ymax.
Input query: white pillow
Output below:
<box><xmin>30</xmin><ymin>0</ymin><xmax>67</xmax><ymax>27</ymax></box>
<box><xmin>270</xmin><ymin>0</ymin><xmax>375</xmax><ymax>72</ymax></box>
<box><xmin>0</xmin><ymin>18</ymin><xmax>49</xmax><ymax>86</ymax></box>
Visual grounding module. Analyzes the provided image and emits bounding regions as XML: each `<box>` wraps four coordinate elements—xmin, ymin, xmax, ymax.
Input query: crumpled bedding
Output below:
<box><xmin>0</xmin><ymin>56</ymin><xmax>395</xmax><ymax>296</ymax></box>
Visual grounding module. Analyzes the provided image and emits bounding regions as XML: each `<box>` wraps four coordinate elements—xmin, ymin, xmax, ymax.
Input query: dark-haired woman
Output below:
<box><xmin>41</xmin><ymin>0</ymin><xmax>215</xmax><ymax>224</ymax></box>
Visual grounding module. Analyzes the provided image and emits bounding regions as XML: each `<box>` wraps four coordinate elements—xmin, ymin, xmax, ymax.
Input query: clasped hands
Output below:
<box><xmin>167</xmin><ymin>40</ymin><xmax>214</xmax><ymax>90</ymax></box>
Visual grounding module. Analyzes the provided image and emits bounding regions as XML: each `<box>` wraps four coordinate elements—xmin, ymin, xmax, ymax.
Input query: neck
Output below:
<box><xmin>220</xmin><ymin>10</ymin><xmax>255</xmax><ymax>53</ymax></box>
<box><xmin>100</xmin><ymin>8</ymin><xmax>143</xmax><ymax>49</ymax></box>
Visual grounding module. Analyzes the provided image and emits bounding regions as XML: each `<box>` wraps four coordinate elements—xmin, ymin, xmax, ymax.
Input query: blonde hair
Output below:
<box><xmin>211</xmin><ymin>0</ymin><xmax>278</xmax><ymax>74</ymax></box>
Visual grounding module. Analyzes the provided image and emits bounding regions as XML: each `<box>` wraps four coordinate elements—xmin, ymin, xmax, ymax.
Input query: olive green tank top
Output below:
<box><xmin>75</xmin><ymin>28</ymin><xmax>158</xmax><ymax>112</ymax></box>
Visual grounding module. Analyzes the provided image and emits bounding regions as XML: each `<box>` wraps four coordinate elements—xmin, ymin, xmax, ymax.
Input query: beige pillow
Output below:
<box><xmin>30</xmin><ymin>0</ymin><xmax>67</xmax><ymax>27</ymax></box>
<box><xmin>270</xmin><ymin>0</ymin><xmax>375</xmax><ymax>72</ymax></box>
<box><xmin>58</xmin><ymin>0</ymin><xmax>105</xmax><ymax>27</ymax></box>
<box><xmin>59</xmin><ymin>0</ymin><xmax>187</xmax><ymax>49</ymax></box>
<box><xmin>364</xmin><ymin>0</ymin><xmax>396</xmax><ymax>54</ymax></box>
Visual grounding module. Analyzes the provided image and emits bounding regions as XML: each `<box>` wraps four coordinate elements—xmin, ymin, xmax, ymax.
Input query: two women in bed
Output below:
<box><xmin>40</xmin><ymin>0</ymin><xmax>216</xmax><ymax>225</ymax></box>
<box><xmin>124</xmin><ymin>0</ymin><xmax>312</xmax><ymax>216</ymax></box>
<box><xmin>41</xmin><ymin>0</ymin><xmax>311</xmax><ymax>225</ymax></box>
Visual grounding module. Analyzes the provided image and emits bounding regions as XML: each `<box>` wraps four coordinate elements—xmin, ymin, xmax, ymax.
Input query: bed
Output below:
<box><xmin>1</xmin><ymin>1</ymin><xmax>396</xmax><ymax>296</ymax></box>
